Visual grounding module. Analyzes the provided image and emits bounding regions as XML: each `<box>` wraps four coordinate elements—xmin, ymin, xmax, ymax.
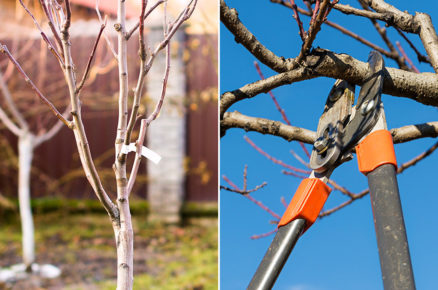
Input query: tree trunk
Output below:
<box><xmin>113</xmin><ymin>201</ymin><xmax>134</xmax><ymax>290</ymax></box>
<box><xmin>18</xmin><ymin>132</ymin><xmax>35</xmax><ymax>270</ymax></box>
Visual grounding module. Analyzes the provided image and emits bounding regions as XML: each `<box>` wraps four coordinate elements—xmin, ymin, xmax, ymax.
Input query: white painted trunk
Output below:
<box><xmin>113</xmin><ymin>204</ymin><xmax>134</xmax><ymax>290</ymax></box>
<box><xmin>18</xmin><ymin>133</ymin><xmax>35</xmax><ymax>269</ymax></box>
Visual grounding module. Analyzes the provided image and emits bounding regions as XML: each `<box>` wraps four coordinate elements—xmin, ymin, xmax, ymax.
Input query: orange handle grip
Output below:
<box><xmin>278</xmin><ymin>178</ymin><xmax>331</xmax><ymax>232</ymax></box>
<box><xmin>356</xmin><ymin>129</ymin><xmax>397</xmax><ymax>175</ymax></box>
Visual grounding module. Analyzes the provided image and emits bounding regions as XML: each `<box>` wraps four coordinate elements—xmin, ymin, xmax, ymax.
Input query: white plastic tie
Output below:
<box><xmin>121</xmin><ymin>143</ymin><xmax>162</xmax><ymax>164</ymax></box>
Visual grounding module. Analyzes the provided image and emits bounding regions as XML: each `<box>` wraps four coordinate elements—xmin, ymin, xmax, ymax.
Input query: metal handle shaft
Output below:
<box><xmin>248</xmin><ymin>219</ymin><xmax>306</xmax><ymax>290</ymax></box>
<box><xmin>367</xmin><ymin>164</ymin><xmax>416</xmax><ymax>290</ymax></box>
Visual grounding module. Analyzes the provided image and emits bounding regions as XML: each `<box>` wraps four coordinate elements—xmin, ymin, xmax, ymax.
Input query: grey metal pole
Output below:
<box><xmin>367</xmin><ymin>164</ymin><xmax>416</xmax><ymax>290</ymax></box>
<box><xmin>248</xmin><ymin>219</ymin><xmax>306</xmax><ymax>290</ymax></box>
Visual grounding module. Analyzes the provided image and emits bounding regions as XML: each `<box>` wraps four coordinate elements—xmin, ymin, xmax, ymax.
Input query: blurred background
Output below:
<box><xmin>0</xmin><ymin>0</ymin><xmax>217</xmax><ymax>289</ymax></box>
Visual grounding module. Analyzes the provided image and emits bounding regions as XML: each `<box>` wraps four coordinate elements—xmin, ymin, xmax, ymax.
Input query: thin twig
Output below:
<box><xmin>282</xmin><ymin>169</ymin><xmax>308</xmax><ymax>179</ymax></box>
<box><xmin>290</xmin><ymin>149</ymin><xmax>310</xmax><ymax>168</ymax></box>
<box><xmin>395</xmin><ymin>28</ymin><xmax>430</xmax><ymax>64</ymax></box>
<box><xmin>126</xmin><ymin>34</ymin><xmax>172</xmax><ymax>191</ymax></box>
<box><xmin>244</xmin><ymin>135</ymin><xmax>311</xmax><ymax>174</ymax></box>
<box><xmin>319</xmin><ymin>189</ymin><xmax>369</xmax><ymax>217</ymax></box>
<box><xmin>220</xmin><ymin>182</ymin><xmax>268</xmax><ymax>195</ymax></box>
<box><xmin>396</xmin><ymin>41</ymin><xmax>420</xmax><ymax>73</ymax></box>
<box><xmin>280</xmin><ymin>196</ymin><xmax>288</xmax><ymax>208</ymax></box>
<box><xmin>253</xmin><ymin>61</ymin><xmax>311</xmax><ymax>158</ymax></box>
<box><xmin>126</xmin><ymin>0</ymin><xmax>166</xmax><ymax>40</ymax></box>
<box><xmin>270</xmin><ymin>0</ymin><xmax>398</xmax><ymax>64</ymax></box>
<box><xmin>18</xmin><ymin>0</ymin><xmax>64</xmax><ymax>66</ymax></box>
<box><xmin>38</xmin><ymin>0</ymin><xmax>64</xmax><ymax>56</ymax></box>
<box><xmin>76</xmin><ymin>22</ymin><xmax>106</xmax><ymax>94</ymax></box>
<box><xmin>356</xmin><ymin>0</ymin><xmax>409</xmax><ymax>70</ymax></box>
<box><xmin>95</xmin><ymin>0</ymin><xmax>117</xmax><ymax>58</ymax></box>
<box><xmin>296</xmin><ymin>0</ymin><xmax>331</xmax><ymax>63</ymax></box>
<box><xmin>251</xmin><ymin>228</ymin><xmax>278</xmax><ymax>240</ymax></box>
<box><xmin>327</xmin><ymin>179</ymin><xmax>355</xmax><ymax>198</ymax></box>
<box><xmin>289</xmin><ymin>0</ymin><xmax>306</xmax><ymax>41</ymax></box>
<box><xmin>222</xmin><ymin>174</ymin><xmax>280</xmax><ymax>220</ymax></box>
<box><xmin>144</xmin><ymin>0</ymin><xmax>198</xmax><ymax>75</ymax></box>
<box><xmin>397</xmin><ymin>141</ymin><xmax>438</xmax><ymax>174</ymax></box>
<box><xmin>243</xmin><ymin>164</ymin><xmax>248</xmax><ymax>192</ymax></box>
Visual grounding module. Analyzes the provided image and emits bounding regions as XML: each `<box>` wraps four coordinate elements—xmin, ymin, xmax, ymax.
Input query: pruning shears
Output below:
<box><xmin>248</xmin><ymin>51</ymin><xmax>416</xmax><ymax>290</ymax></box>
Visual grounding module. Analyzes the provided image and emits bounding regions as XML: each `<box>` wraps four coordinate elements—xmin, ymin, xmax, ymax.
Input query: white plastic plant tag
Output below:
<box><xmin>121</xmin><ymin>143</ymin><xmax>162</xmax><ymax>164</ymax></box>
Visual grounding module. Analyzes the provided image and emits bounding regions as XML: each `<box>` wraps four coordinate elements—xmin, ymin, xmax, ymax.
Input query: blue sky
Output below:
<box><xmin>220</xmin><ymin>1</ymin><xmax>438</xmax><ymax>289</ymax></box>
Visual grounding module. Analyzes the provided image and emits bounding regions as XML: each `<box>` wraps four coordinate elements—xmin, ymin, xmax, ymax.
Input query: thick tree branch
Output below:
<box><xmin>221</xmin><ymin>111</ymin><xmax>317</xmax><ymax>143</ymax></box>
<box><xmin>222</xmin><ymin>111</ymin><xmax>438</xmax><ymax>145</ymax></box>
<box><xmin>415</xmin><ymin>13</ymin><xmax>438</xmax><ymax>72</ymax></box>
<box><xmin>220</xmin><ymin>66</ymin><xmax>311</xmax><ymax>116</ymax></box>
<box><xmin>59</xmin><ymin>6</ymin><xmax>118</xmax><ymax>220</ymax></box>
<box><xmin>220</xmin><ymin>0</ymin><xmax>293</xmax><ymax>72</ymax></box>
<box><xmin>391</xmin><ymin>122</ymin><xmax>438</xmax><ymax>143</ymax></box>
<box><xmin>220</xmin><ymin>49</ymin><xmax>438</xmax><ymax>115</ymax></box>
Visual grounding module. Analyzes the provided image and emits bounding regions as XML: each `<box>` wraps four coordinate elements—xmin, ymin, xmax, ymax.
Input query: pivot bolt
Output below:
<box><xmin>314</xmin><ymin>137</ymin><xmax>329</xmax><ymax>154</ymax></box>
<box><xmin>361</xmin><ymin>99</ymin><xmax>375</xmax><ymax>115</ymax></box>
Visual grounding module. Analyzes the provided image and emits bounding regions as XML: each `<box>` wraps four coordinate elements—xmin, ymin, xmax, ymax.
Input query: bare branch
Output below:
<box><xmin>397</xmin><ymin>141</ymin><xmax>438</xmax><ymax>174</ymax></box>
<box><xmin>319</xmin><ymin>189</ymin><xmax>369</xmax><ymax>217</ymax></box>
<box><xmin>223</xmin><ymin>110</ymin><xmax>437</xmax><ymax>145</ymax></box>
<box><xmin>288</xmin><ymin>0</ymin><xmax>306</xmax><ymax>41</ymax></box>
<box><xmin>282</xmin><ymin>170</ymin><xmax>307</xmax><ymax>179</ymax></box>
<box><xmin>220</xmin><ymin>0</ymin><xmax>293</xmax><ymax>72</ymax></box>
<box><xmin>95</xmin><ymin>0</ymin><xmax>117</xmax><ymax>58</ymax></box>
<box><xmin>222</xmin><ymin>174</ymin><xmax>281</xmax><ymax>220</ymax></box>
<box><xmin>250</xmin><ymin>228</ymin><xmax>278</xmax><ymax>240</ymax></box>
<box><xmin>396</xmin><ymin>41</ymin><xmax>420</xmax><ymax>73</ymax></box>
<box><xmin>126</xmin><ymin>32</ymin><xmax>172</xmax><ymax>191</ymax></box>
<box><xmin>220</xmin><ymin>66</ymin><xmax>311</xmax><ymax>116</ymax></box>
<box><xmin>220</xmin><ymin>182</ymin><xmax>268</xmax><ymax>195</ymax></box>
<box><xmin>38</xmin><ymin>0</ymin><xmax>64</xmax><ymax>56</ymax></box>
<box><xmin>126</xmin><ymin>0</ymin><xmax>166</xmax><ymax>40</ymax></box>
<box><xmin>271</xmin><ymin>0</ymin><xmax>396</xmax><ymax>62</ymax></box>
<box><xmin>58</xmin><ymin>5</ymin><xmax>117</xmax><ymax>219</ymax></box>
<box><xmin>415</xmin><ymin>13</ymin><xmax>438</xmax><ymax>72</ymax></box>
<box><xmin>296</xmin><ymin>0</ymin><xmax>331</xmax><ymax>62</ymax></box>
<box><xmin>222</xmin><ymin>111</ymin><xmax>317</xmax><ymax>143</ymax></box>
<box><xmin>18</xmin><ymin>0</ymin><xmax>64</xmax><ymax>66</ymax></box>
<box><xmin>254</xmin><ymin>61</ymin><xmax>310</xmax><ymax>157</ymax></box>
<box><xmin>76</xmin><ymin>22</ymin><xmax>106</xmax><ymax>94</ymax></box>
<box><xmin>220</xmin><ymin>49</ymin><xmax>438</xmax><ymax>113</ymax></box>
<box><xmin>395</xmin><ymin>28</ymin><xmax>430</xmax><ymax>64</ymax></box>
<box><xmin>244</xmin><ymin>135</ymin><xmax>311</xmax><ymax>174</ymax></box>
<box><xmin>391</xmin><ymin>122</ymin><xmax>438</xmax><ymax>144</ymax></box>
<box><xmin>144</xmin><ymin>0</ymin><xmax>198</xmax><ymax>75</ymax></box>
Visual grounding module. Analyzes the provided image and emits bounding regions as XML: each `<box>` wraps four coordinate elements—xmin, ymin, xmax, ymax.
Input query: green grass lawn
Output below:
<box><xmin>0</xmin><ymin>211</ymin><xmax>218</xmax><ymax>289</ymax></box>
